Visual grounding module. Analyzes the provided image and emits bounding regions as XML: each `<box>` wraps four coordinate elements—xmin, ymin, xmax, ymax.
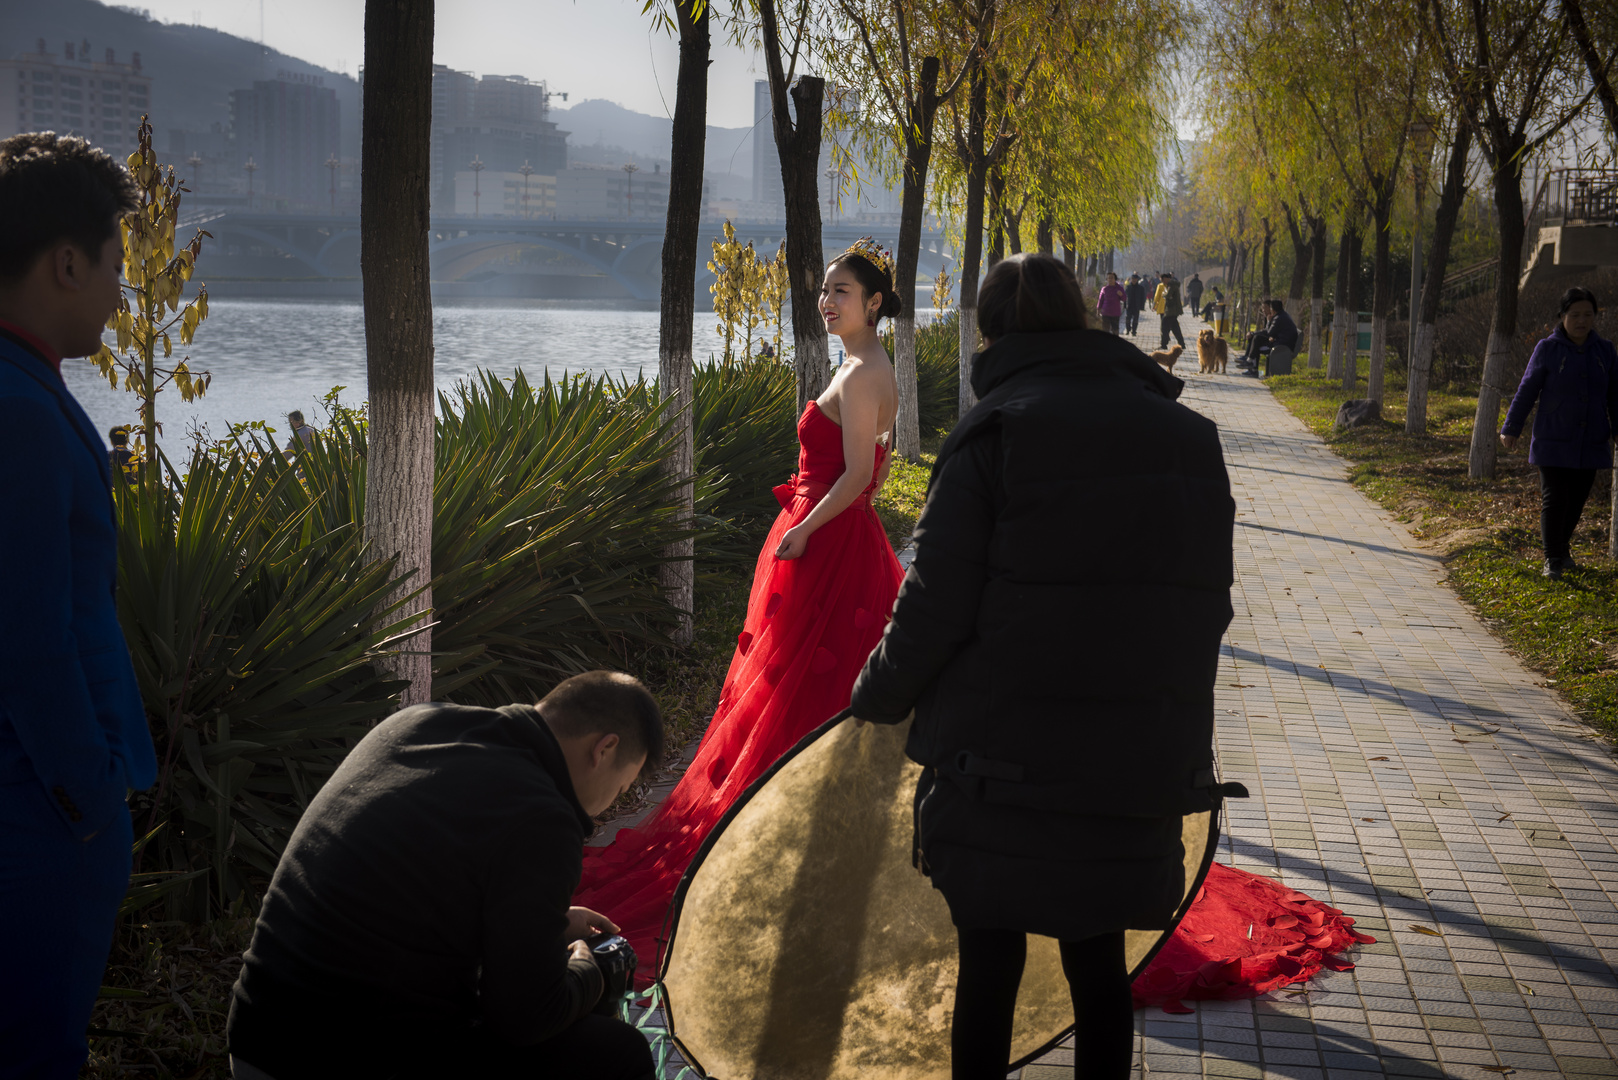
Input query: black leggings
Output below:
<box><xmin>952</xmin><ymin>928</ymin><xmax>1132</xmax><ymax>1080</ymax></box>
<box><xmin>1539</xmin><ymin>466</ymin><xmax>1599</xmax><ymax>560</ymax></box>
<box><xmin>1159</xmin><ymin>316</ymin><xmax>1184</xmax><ymax>349</ymax></box>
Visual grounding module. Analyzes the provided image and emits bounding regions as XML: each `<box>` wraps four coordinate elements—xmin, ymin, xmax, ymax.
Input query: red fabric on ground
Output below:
<box><xmin>1132</xmin><ymin>862</ymin><xmax>1377</xmax><ymax>1013</ymax></box>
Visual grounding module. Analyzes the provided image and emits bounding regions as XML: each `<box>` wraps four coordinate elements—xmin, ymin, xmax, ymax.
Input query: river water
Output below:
<box><xmin>65</xmin><ymin>298</ymin><xmax>944</xmax><ymax>452</ymax></box>
<box><xmin>62</xmin><ymin>299</ymin><xmax>736</xmax><ymax>452</ymax></box>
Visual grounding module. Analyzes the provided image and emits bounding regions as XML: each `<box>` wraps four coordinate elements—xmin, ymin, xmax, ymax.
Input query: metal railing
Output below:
<box><xmin>1526</xmin><ymin>167</ymin><xmax>1618</xmax><ymax>233</ymax></box>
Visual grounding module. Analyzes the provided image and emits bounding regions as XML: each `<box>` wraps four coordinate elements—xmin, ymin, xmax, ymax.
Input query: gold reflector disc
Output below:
<box><xmin>660</xmin><ymin>713</ymin><xmax>1217</xmax><ymax>1080</ymax></box>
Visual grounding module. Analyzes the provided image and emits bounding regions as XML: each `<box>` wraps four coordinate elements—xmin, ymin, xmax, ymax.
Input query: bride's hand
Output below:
<box><xmin>776</xmin><ymin>524</ymin><xmax>810</xmax><ymax>560</ymax></box>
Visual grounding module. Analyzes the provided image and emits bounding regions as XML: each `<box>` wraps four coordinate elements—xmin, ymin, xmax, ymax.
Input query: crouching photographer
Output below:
<box><xmin>226</xmin><ymin>672</ymin><xmax>662</xmax><ymax>1080</ymax></box>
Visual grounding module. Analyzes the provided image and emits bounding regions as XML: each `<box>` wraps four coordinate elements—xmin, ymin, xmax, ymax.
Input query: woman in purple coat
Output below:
<box><xmin>1500</xmin><ymin>287</ymin><xmax>1618</xmax><ymax>579</ymax></box>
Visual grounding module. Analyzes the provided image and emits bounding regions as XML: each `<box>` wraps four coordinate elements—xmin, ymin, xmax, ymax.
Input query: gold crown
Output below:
<box><xmin>841</xmin><ymin>236</ymin><xmax>892</xmax><ymax>278</ymax></box>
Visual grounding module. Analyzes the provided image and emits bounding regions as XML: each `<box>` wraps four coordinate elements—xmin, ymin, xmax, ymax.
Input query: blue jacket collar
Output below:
<box><xmin>0</xmin><ymin>333</ymin><xmax>111</xmax><ymax>487</ymax></box>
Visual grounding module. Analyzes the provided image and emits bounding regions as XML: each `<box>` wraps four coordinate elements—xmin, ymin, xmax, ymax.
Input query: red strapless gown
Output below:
<box><xmin>576</xmin><ymin>401</ymin><xmax>905</xmax><ymax>981</ymax></box>
<box><xmin>579</xmin><ymin>402</ymin><xmax>1374</xmax><ymax>1007</ymax></box>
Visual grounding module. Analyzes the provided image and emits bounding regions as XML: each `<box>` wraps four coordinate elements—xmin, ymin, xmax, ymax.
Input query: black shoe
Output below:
<box><xmin>1543</xmin><ymin>558</ymin><xmax>1565</xmax><ymax>580</ymax></box>
<box><xmin>1562</xmin><ymin>556</ymin><xmax>1580</xmax><ymax>573</ymax></box>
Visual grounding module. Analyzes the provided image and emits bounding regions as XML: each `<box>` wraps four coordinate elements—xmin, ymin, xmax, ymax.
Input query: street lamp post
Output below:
<box><xmin>622</xmin><ymin>162</ymin><xmax>640</xmax><ymax>220</ymax></box>
<box><xmin>824</xmin><ymin>165</ymin><xmax>847</xmax><ymax>225</ymax></box>
<box><xmin>469</xmin><ymin>155</ymin><xmax>486</xmax><ymax>218</ymax></box>
<box><xmin>243</xmin><ymin>156</ymin><xmax>257</xmax><ymax>211</ymax></box>
<box><xmin>186</xmin><ymin>151</ymin><xmax>203</xmax><ymax>194</ymax></box>
<box><xmin>325</xmin><ymin>153</ymin><xmax>340</xmax><ymax>214</ymax></box>
<box><xmin>519</xmin><ymin>160</ymin><xmax>535</xmax><ymax>220</ymax></box>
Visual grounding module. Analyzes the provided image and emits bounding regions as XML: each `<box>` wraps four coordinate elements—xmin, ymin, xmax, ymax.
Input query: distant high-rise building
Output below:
<box><xmin>229</xmin><ymin>72</ymin><xmax>340</xmax><ymax>211</ymax></box>
<box><xmin>431</xmin><ymin>67</ymin><xmax>568</xmax><ymax>213</ymax></box>
<box><xmin>1</xmin><ymin>38</ymin><xmax>151</xmax><ymax>159</ymax></box>
<box><xmin>752</xmin><ymin>80</ymin><xmax>779</xmax><ymax>206</ymax></box>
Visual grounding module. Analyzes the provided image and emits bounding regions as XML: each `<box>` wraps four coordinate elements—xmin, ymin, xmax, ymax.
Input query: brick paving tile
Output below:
<box><xmin>1018</xmin><ymin>316</ymin><xmax>1618</xmax><ymax>1079</ymax></box>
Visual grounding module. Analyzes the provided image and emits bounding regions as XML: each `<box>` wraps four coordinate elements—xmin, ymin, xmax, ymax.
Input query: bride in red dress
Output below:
<box><xmin>575</xmin><ymin>240</ymin><xmax>905</xmax><ymax>975</ymax></box>
<box><xmin>578</xmin><ymin>241</ymin><xmax>1371</xmax><ymax>1017</ymax></box>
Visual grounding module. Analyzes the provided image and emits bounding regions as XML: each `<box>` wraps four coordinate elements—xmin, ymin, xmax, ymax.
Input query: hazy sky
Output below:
<box><xmin>134</xmin><ymin>0</ymin><xmax>769</xmax><ymax>128</ymax></box>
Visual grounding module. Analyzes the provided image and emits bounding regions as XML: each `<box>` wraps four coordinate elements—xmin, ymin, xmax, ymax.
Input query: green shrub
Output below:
<box><xmin>120</xmin><ymin>362</ymin><xmax>811</xmax><ymax>919</ymax></box>
<box><xmin>916</xmin><ymin>314</ymin><xmax>961</xmax><ymax>436</ymax></box>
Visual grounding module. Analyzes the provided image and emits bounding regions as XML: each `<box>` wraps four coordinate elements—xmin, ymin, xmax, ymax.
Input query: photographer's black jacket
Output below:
<box><xmin>850</xmin><ymin>330</ymin><xmax>1235</xmax><ymax>934</ymax></box>
<box><xmin>228</xmin><ymin>702</ymin><xmax>604</xmax><ymax>1078</ymax></box>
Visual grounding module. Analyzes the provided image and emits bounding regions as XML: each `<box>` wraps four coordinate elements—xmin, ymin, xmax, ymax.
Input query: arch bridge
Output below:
<box><xmin>190</xmin><ymin>212</ymin><xmax>951</xmax><ymax>303</ymax></box>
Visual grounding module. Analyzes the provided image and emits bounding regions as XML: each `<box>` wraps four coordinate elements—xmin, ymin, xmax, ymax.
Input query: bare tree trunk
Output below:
<box><xmin>1408</xmin><ymin>122</ymin><xmax>1471</xmax><ymax>433</ymax></box>
<box><xmin>362</xmin><ymin>0</ymin><xmax>435</xmax><ymax>705</ymax></box>
<box><xmin>987</xmin><ymin>165</ymin><xmax>1005</xmax><ymax>268</ymax></box>
<box><xmin>1308</xmin><ymin>214</ymin><xmax>1327</xmax><ymax>369</ymax></box>
<box><xmin>891</xmin><ymin>56</ymin><xmax>940</xmax><ymax>463</ymax></box>
<box><xmin>1342</xmin><ymin>224</ymin><xmax>1364</xmax><ymax>394</ymax></box>
<box><xmin>654</xmin><ymin>0</ymin><xmax>708</xmax><ymax>646</ymax></box>
<box><xmin>1284</xmin><ymin>203</ymin><xmax>1309</xmax><ymax>310</ymax></box>
<box><xmin>759</xmin><ymin>3</ymin><xmax>829</xmax><ymax>415</ymax></box>
<box><xmin>1611</xmin><ymin>444</ymin><xmax>1618</xmax><ymax>558</ymax></box>
<box><xmin>1328</xmin><ymin>224</ymin><xmax>1352</xmax><ymax>379</ymax></box>
<box><xmin>1036</xmin><ymin>215</ymin><xmax>1053</xmax><ymax>255</ymax></box>
<box><xmin>1060</xmin><ymin>227</ymin><xmax>1076</xmax><ymax>273</ymax></box>
<box><xmin>1261</xmin><ymin>217</ymin><xmax>1273</xmax><ymax>299</ymax></box>
<box><xmin>956</xmin><ymin>70</ymin><xmax>989</xmax><ymax>416</ymax></box>
<box><xmin>1568</xmin><ymin>0</ymin><xmax>1618</xmax><ymax>142</ymax></box>
<box><xmin>1368</xmin><ymin>197</ymin><xmax>1394</xmax><ymax>406</ymax></box>
<box><xmin>1470</xmin><ymin>154</ymin><xmax>1528</xmax><ymax>479</ymax></box>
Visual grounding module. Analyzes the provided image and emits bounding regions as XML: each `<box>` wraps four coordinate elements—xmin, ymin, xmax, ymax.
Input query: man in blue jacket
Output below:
<box><xmin>0</xmin><ymin>132</ymin><xmax>154</xmax><ymax>1078</ymax></box>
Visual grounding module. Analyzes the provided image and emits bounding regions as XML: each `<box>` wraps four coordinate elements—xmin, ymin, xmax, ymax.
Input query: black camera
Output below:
<box><xmin>583</xmin><ymin>932</ymin><xmax>638</xmax><ymax>1016</ymax></box>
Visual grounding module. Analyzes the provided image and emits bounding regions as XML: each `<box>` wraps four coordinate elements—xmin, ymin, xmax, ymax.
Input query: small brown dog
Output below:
<box><xmin>1196</xmin><ymin>328</ymin><xmax>1229</xmax><ymax>374</ymax></box>
<box><xmin>1149</xmin><ymin>343</ymin><xmax>1185</xmax><ymax>373</ymax></box>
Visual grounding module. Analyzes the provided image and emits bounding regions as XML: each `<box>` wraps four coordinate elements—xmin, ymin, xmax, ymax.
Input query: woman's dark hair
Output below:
<box><xmin>0</xmin><ymin>133</ymin><xmax>138</xmax><ymax>282</ymax></box>
<box><xmin>826</xmin><ymin>251</ymin><xmax>903</xmax><ymax>321</ymax></box>
<box><xmin>976</xmin><ymin>253</ymin><xmax>1088</xmax><ymax>341</ymax></box>
<box><xmin>1560</xmin><ymin>286</ymin><xmax>1599</xmax><ymax>316</ymax></box>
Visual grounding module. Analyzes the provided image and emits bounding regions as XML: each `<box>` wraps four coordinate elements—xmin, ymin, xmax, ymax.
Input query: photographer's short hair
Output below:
<box><xmin>977</xmin><ymin>253</ymin><xmax>1088</xmax><ymax>341</ymax></box>
<box><xmin>540</xmin><ymin>671</ymin><xmax>665</xmax><ymax>769</ymax></box>
<box><xmin>287</xmin><ymin>410</ymin><xmax>305</xmax><ymax>425</ymax></box>
<box><xmin>0</xmin><ymin>133</ymin><xmax>138</xmax><ymax>283</ymax></box>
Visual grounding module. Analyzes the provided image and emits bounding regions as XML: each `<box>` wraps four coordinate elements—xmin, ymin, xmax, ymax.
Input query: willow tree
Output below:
<box><xmin>1277</xmin><ymin>0</ymin><xmax>1422</xmax><ymax>405</ymax></box>
<box><xmin>361</xmin><ymin>0</ymin><xmax>436</xmax><ymax>703</ymax></box>
<box><xmin>1423</xmin><ymin>0</ymin><xmax>1592</xmax><ymax>478</ymax></box>
<box><xmin>823</xmin><ymin>0</ymin><xmax>979</xmax><ymax>461</ymax></box>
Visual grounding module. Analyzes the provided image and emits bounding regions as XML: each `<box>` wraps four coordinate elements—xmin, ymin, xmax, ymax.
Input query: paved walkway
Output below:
<box><xmin>1018</xmin><ymin>314</ymin><xmax>1618</xmax><ymax>1079</ymax></box>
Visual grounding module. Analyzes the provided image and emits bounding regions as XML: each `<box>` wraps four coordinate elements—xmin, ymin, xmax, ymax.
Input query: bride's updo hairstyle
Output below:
<box><xmin>827</xmin><ymin>247</ymin><xmax>903</xmax><ymax>323</ymax></box>
<box><xmin>976</xmin><ymin>253</ymin><xmax>1087</xmax><ymax>341</ymax></box>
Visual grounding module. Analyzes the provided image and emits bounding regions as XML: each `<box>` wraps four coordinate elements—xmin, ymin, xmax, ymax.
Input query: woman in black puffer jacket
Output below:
<box><xmin>850</xmin><ymin>254</ymin><xmax>1236</xmax><ymax>1079</ymax></box>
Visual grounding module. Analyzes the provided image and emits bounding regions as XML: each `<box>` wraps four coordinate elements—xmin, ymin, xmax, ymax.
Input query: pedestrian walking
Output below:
<box><xmin>0</xmin><ymin>132</ymin><xmax>155</xmax><ymax>1079</ymax></box>
<box><xmin>1096</xmin><ymin>271</ymin><xmax>1125</xmax><ymax>335</ymax></box>
<box><xmin>1185</xmin><ymin>272</ymin><xmax>1203</xmax><ymax>318</ymax></box>
<box><xmin>1156</xmin><ymin>271</ymin><xmax>1185</xmax><ymax>349</ymax></box>
<box><xmin>1499</xmin><ymin>286</ymin><xmax>1618</xmax><ymax>580</ymax></box>
<box><xmin>1124</xmin><ymin>273</ymin><xmax>1147</xmax><ymax>335</ymax></box>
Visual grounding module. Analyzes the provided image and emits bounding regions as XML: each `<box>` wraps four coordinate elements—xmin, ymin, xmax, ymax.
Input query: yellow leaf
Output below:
<box><xmin>1407</xmin><ymin>924</ymin><xmax>1442</xmax><ymax>937</ymax></box>
<box><xmin>162</xmin><ymin>333</ymin><xmax>172</xmax><ymax>358</ymax></box>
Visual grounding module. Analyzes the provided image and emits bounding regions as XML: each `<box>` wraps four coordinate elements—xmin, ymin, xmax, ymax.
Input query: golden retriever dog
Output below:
<box><xmin>1196</xmin><ymin>328</ymin><xmax>1229</xmax><ymax>374</ymax></box>
<box><xmin>1149</xmin><ymin>343</ymin><xmax>1185</xmax><ymax>373</ymax></box>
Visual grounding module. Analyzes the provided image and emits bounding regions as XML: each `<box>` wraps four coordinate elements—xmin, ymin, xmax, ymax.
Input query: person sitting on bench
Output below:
<box><xmin>1239</xmin><ymin>299</ymin><xmax>1299</xmax><ymax>365</ymax></box>
<box><xmin>226</xmin><ymin>671</ymin><xmax>664</xmax><ymax>1080</ymax></box>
